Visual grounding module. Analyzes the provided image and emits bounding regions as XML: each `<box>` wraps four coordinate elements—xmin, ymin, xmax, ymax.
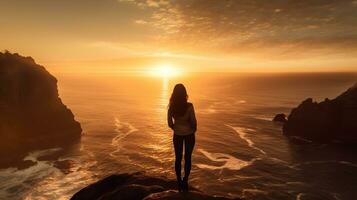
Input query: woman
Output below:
<box><xmin>167</xmin><ymin>83</ymin><xmax>197</xmax><ymax>192</ymax></box>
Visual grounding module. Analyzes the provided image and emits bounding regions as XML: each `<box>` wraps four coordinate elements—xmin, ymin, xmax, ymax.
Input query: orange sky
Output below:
<box><xmin>1</xmin><ymin>0</ymin><xmax>357</xmax><ymax>74</ymax></box>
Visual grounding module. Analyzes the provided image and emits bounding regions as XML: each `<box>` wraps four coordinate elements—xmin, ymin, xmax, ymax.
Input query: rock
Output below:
<box><xmin>0</xmin><ymin>51</ymin><xmax>82</xmax><ymax>168</ymax></box>
<box><xmin>272</xmin><ymin>113</ymin><xmax>287</xmax><ymax>123</ymax></box>
<box><xmin>143</xmin><ymin>190</ymin><xmax>233</xmax><ymax>200</ymax></box>
<box><xmin>54</xmin><ymin>159</ymin><xmax>76</xmax><ymax>174</ymax></box>
<box><xmin>283</xmin><ymin>83</ymin><xmax>357</xmax><ymax>143</ymax></box>
<box><xmin>71</xmin><ymin>172</ymin><xmax>240</xmax><ymax>200</ymax></box>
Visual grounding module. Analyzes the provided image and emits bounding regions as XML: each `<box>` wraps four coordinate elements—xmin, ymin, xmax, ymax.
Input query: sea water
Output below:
<box><xmin>1</xmin><ymin>72</ymin><xmax>357</xmax><ymax>200</ymax></box>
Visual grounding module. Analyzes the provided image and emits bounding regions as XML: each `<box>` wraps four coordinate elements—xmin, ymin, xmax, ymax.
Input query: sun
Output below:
<box><xmin>149</xmin><ymin>64</ymin><xmax>181</xmax><ymax>77</ymax></box>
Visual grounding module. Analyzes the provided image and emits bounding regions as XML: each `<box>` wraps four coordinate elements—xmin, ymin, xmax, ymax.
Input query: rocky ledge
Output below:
<box><xmin>274</xmin><ymin>83</ymin><xmax>357</xmax><ymax>143</ymax></box>
<box><xmin>71</xmin><ymin>172</ymin><xmax>239</xmax><ymax>200</ymax></box>
<box><xmin>0</xmin><ymin>51</ymin><xmax>82</xmax><ymax>168</ymax></box>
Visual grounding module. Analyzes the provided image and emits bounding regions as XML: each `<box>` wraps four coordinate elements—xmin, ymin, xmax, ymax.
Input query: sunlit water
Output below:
<box><xmin>1</xmin><ymin>73</ymin><xmax>357</xmax><ymax>200</ymax></box>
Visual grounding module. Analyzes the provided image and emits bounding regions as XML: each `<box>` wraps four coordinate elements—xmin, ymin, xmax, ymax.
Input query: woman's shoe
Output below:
<box><xmin>177</xmin><ymin>179</ymin><xmax>183</xmax><ymax>192</ymax></box>
<box><xmin>182</xmin><ymin>177</ymin><xmax>189</xmax><ymax>192</ymax></box>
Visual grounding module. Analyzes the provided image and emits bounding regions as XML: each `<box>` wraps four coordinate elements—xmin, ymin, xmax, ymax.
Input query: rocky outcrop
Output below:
<box><xmin>282</xmin><ymin>83</ymin><xmax>357</xmax><ymax>143</ymax></box>
<box><xmin>71</xmin><ymin>172</ymin><xmax>239</xmax><ymax>200</ymax></box>
<box><xmin>272</xmin><ymin>113</ymin><xmax>287</xmax><ymax>123</ymax></box>
<box><xmin>0</xmin><ymin>51</ymin><xmax>82</xmax><ymax>168</ymax></box>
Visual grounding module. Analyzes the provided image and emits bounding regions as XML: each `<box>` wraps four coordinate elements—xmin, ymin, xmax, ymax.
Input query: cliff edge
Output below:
<box><xmin>0</xmin><ymin>51</ymin><xmax>82</xmax><ymax>168</ymax></box>
<box><xmin>281</xmin><ymin>83</ymin><xmax>357</xmax><ymax>143</ymax></box>
<box><xmin>71</xmin><ymin>172</ymin><xmax>240</xmax><ymax>200</ymax></box>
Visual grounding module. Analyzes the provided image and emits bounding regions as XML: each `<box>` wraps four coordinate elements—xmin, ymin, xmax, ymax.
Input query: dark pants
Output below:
<box><xmin>173</xmin><ymin>133</ymin><xmax>195</xmax><ymax>181</ymax></box>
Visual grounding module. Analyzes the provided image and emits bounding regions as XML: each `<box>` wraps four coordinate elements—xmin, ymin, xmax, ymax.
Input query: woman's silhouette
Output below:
<box><xmin>167</xmin><ymin>84</ymin><xmax>197</xmax><ymax>192</ymax></box>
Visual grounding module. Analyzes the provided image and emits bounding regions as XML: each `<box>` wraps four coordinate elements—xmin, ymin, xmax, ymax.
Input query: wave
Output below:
<box><xmin>0</xmin><ymin>148</ymin><xmax>62</xmax><ymax>199</ymax></box>
<box><xmin>23</xmin><ymin>158</ymin><xmax>98</xmax><ymax>200</ymax></box>
<box><xmin>195</xmin><ymin>149</ymin><xmax>257</xmax><ymax>171</ymax></box>
<box><xmin>252</xmin><ymin>115</ymin><xmax>272</xmax><ymax>121</ymax></box>
<box><xmin>18</xmin><ymin>147</ymin><xmax>98</xmax><ymax>200</ymax></box>
<box><xmin>24</xmin><ymin>148</ymin><xmax>62</xmax><ymax>162</ymax></box>
<box><xmin>110</xmin><ymin>117</ymin><xmax>138</xmax><ymax>157</ymax></box>
<box><xmin>197</xmin><ymin>106</ymin><xmax>217</xmax><ymax>114</ymax></box>
<box><xmin>197</xmin><ymin>100</ymin><xmax>246</xmax><ymax>114</ymax></box>
<box><xmin>242</xmin><ymin>188</ymin><xmax>267</xmax><ymax>197</ymax></box>
<box><xmin>225</xmin><ymin>124</ymin><xmax>266</xmax><ymax>155</ymax></box>
<box><xmin>292</xmin><ymin>160</ymin><xmax>357</xmax><ymax>168</ymax></box>
<box><xmin>296</xmin><ymin>193</ymin><xmax>305</xmax><ymax>200</ymax></box>
<box><xmin>218</xmin><ymin>175</ymin><xmax>262</xmax><ymax>182</ymax></box>
<box><xmin>296</xmin><ymin>192</ymin><xmax>341</xmax><ymax>200</ymax></box>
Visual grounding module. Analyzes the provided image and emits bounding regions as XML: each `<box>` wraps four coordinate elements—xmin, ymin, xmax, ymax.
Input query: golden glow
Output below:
<box><xmin>1</xmin><ymin>1</ymin><xmax>357</xmax><ymax>73</ymax></box>
<box><xmin>148</xmin><ymin>64</ymin><xmax>182</xmax><ymax>77</ymax></box>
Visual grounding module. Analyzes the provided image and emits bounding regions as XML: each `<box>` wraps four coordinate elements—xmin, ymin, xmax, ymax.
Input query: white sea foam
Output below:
<box><xmin>195</xmin><ymin>149</ymin><xmax>257</xmax><ymax>171</ymax></box>
<box><xmin>253</xmin><ymin>115</ymin><xmax>272</xmax><ymax>121</ymax></box>
<box><xmin>338</xmin><ymin>161</ymin><xmax>357</xmax><ymax>167</ymax></box>
<box><xmin>110</xmin><ymin>117</ymin><xmax>138</xmax><ymax>157</ymax></box>
<box><xmin>218</xmin><ymin>175</ymin><xmax>261</xmax><ymax>182</ymax></box>
<box><xmin>286</xmin><ymin>181</ymin><xmax>305</xmax><ymax>185</ymax></box>
<box><xmin>23</xmin><ymin>158</ymin><xmax>98</xmax><ymax>200</ymax></box>
<box><xmin>296</xmin><ymin>192</ymin><xmax>342</xmax><ymax>200</ymax></box>
<box><xmin>0</xmin><ymin>148</ymin><xmax>62</xmax><ymax>199</ymax></box>
<box><xmin>267</xmin><ymin>157</ymin><xmax>299</xmax><ymax>170</ymax></box>
<box><xmin>24</xmin><ymin>148</ymin><xmax>62</xmax><ymax>162</ymax></box>
<box><xmin>226</xmin><ymin>124</ymin><xmax>266</xmax><ymax>155</ymax></box>
<box><xmin>197</xmin><ymin>105</ymin><xmax>217</xmax><ymax>114</ymax></box>
<box><xmin>296</xmin><ymin>193</ymin><xmax>305</xmax><ymax>200</ymax></box>
<box><xmin>18</xmin><ymin>148</ymin><xmax>98</xmax><ymax>200</ymax></box>
<box><xmin>242</xmin><ymin>188</ymin><xmax>267</xmax><ymax>196</ymax></box>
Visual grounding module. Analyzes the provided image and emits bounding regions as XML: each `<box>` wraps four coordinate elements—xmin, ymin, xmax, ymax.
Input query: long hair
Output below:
<box><xmin>169</xmin><ymin>84</ymin><xmax>188</xmax><ymax>117</ymax></box>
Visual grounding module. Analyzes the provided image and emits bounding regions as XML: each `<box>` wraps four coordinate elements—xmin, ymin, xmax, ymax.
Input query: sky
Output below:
<box><xmin>1</xmin><ymin>0</ymin><xmax>357</xmax><ymax>74</ymax></box>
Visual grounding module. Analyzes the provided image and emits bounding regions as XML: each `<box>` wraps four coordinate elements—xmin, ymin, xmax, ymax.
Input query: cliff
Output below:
<box><xmin>71</xmin><ymin>172</ymin><xmax>240</xmax><ymax>200</ymax></box>
<box><xmin>0</xmin><ymin>51</ymin><xmax>82</xmax><ymax>168</ymax></box>
<box><xmin>281</xmin><ymin>83</ymin><xmax>357</xmax><ymax>143</ymax></box>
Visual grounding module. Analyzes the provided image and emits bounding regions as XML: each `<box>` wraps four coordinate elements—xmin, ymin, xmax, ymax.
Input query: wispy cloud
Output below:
<box><xmin>121</xmin><ymin>0</ymin><xmax>357</xmax><ymax>58</ymax></box>
<box><xmin>134</xmin><ymin>19</ymin><xmax>148</xmax><ymax>24</ymax></box>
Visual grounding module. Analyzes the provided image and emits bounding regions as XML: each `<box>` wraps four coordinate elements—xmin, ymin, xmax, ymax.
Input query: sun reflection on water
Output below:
<box><xmin>158</xmin><ymin>77</ymin><xmax>170</xmax><ymax>119</ymax></box>
<box><xmin>152</xmin><ymin>77</ymin><xmax>173</xmax><ymax>165</ymax></box>
<box><xmin>162</xmin><ymin>78</ymin><xmax>169</xmax><ymax>105</ymax></box>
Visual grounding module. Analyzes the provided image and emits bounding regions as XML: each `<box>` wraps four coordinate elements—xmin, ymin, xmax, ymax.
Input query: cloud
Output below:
<box><xmin>121</xmin><ymin>0</ymin><xmax>357</xmax><ymax>58</ymax></box>
<box><xmin>134</xmin><ymin>19</ymin><xmax>148</xmax><ymax>24</ymax></box>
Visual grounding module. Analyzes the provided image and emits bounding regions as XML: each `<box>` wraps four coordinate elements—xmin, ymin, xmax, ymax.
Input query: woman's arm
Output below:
<box><xmin>167</xmin><ymin>109</ymin><xmax>174</xmax><ymax>129</ymax></box>
<box><xmin>189</xmin><ymin>104</ymin><xmax>197</xmax><ymax>133</ymax></box>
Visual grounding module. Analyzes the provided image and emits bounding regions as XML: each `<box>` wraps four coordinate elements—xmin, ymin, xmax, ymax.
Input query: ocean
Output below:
<box><xmin>1</xmin><ymin>72</ymin><xmax>357</xmax><ymax>200</ymax></box>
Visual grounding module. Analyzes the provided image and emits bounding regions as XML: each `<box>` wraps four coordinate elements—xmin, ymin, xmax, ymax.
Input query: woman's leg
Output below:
<box><xmin>183</xmin><ymin>134</ymin><xmax>195</xmax><ymax>182</ymax></box>
<box><xmin>173</xmin><ymin>134</ymin><xmax>184</xmax><ymax>181</ymax></box>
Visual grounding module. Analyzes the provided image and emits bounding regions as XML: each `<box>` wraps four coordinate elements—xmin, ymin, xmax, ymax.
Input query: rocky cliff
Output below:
<box><xmin>282</xmin><ymin>83</ymin><xmax>357</xmax><ymax>143</ymax></box>
<box><xmin>0</xmin><ymin>51</ymin><xmax>82</xmax><ymax>168</ymax></box>
<box><xmin>71</xmin><ymin>172</ymin><xmax>240</xmax><ymax>200</ymax></box>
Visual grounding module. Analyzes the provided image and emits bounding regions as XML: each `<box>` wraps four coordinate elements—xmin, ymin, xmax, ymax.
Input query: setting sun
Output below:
<box><xmin>149</xmin><ymin>64</ymin><xmax>182</xmax><ymax>77</ymax></box>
